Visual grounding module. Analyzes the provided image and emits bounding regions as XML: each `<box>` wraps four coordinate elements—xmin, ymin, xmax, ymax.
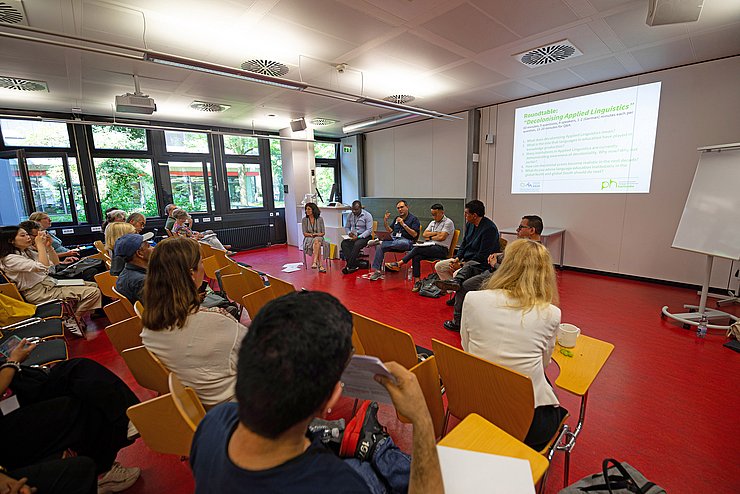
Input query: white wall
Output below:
<box><xmin>280</xmin><ymin>127</ymin><xmax>315</xmax><ymax>247</ymax></box>
<box><xmin>365</xmin><ymin>112</ymin><xmax>468</xmax><ymax>198</ymax></box>
<box><xmin>479</xmin><ymin>56</ymin><xmax>740</xmax><ymax>287</ymax></box>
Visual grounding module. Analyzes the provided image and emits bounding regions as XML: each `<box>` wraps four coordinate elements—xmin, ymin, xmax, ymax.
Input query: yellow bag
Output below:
<box><xmin>0</xmin><ymin>293</ymin><xmax>36</xmax><ymax>326</ymax></box>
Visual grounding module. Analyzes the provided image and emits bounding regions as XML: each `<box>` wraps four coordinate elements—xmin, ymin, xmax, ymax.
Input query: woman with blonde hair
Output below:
<box><xmin>460</xmin><ymin>239</ymin><xmax>565</xmax><ymax>451</ymax></box>
<box><xmin>104</xmin><ymin>222</ymin><xmax>136</xmax><ymax>275</ymax></box>
<box><xmin>140</xmin><ymin>237</ymin><xmax>247</xmax><ymax>408</ymax></box>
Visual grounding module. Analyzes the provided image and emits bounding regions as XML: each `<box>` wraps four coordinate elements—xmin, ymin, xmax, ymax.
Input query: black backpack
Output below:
<box><xmin>418</xmin><ymin>273</ymin><xmax>444</xmax><ymax>298</ymax></box>
<box><xmin>50</xmin><ymin>257</ymin><xmax>107</xmax><ymax>282</ymax></box>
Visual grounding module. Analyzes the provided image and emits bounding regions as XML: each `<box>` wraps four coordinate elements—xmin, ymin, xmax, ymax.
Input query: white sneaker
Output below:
<box><xmin>98</xmin><ymin>462</ymin><xmax>141</xmax><ymax>493</ymax></box>
<box><xmin>369</xmin><ymin>271</ymin><xmax>384</xmax><ymax>281</ymax></box>
<box><xmin>367</xmin><ymin>239</ymin><xmax>381</xmax><ymax>247</ymax></box>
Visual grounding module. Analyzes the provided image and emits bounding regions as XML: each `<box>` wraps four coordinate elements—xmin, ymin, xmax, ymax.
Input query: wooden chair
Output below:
<box><xmin>111</xmin><ymin>286</ymin><xmax>136</xmax><ymax>317</ymax></box>
<box><xmin>420</xmin><ymin>228</ymin><xmax>460</xmax><ymax>277</ymax></box>
<box><xmin>169</xmin><ymin>372</ymin><xmax>206</xmax><ymax>429</ymax></box>
<box><xmin>126</xmin><ymin>391</ymin><xmax>200</xmax><ymax>457</ymax></box>
<box><xmin>351</xmin><ymin>328</ymin><xmax>365</xmax><ymax>355</ymax></box>
<box><xmin>241</xmin><ymin>286</ymin><xmax>276</xmax><ymax>320</ymax></box>
<box><xmin>93</xmin><ymin>240</ymin><xmax>105</xmax><ymax>254</ymax></box>
<box><xmin>0</xmin><ymin>283</ymin><xmax>63</xmax><ymax>321</ymax></box>
<box><xmin>105</xmin><ymin>315</ymin><xmax>143</xmax><ymax>355</ymax></box>
<box><xmin>220</xmin><ymin>271</ymin><xmax>265</xmax><ymax>316</ymax></box>
<box><xmin>94</xmin><ymin>271</ymin><xmax>118</xmax><ymax>299</ymax></box>
<box><xmin>103</xmin><ymin>299</ymin><xmax>134</xmax><ymax>324</ymax></box>
<box><xmin>121</xmin><ymin>345</ymin><xmax>170</xmax><ymax>395</ymax></box>
<box><xmin>397</xmin><ymin>356</ymin><xmax>446</xmax><ymax>439</ymax></box>
<box><xmin>351</xmin><ymin>312</ymin><xmax>418</xmax><ymax>369</ymax></box>
<box><xmin>264</xmin><ymin>274</ymin><xmax>296</xmax><ymax>297</ymax></box>
<box><xmin>134</xmin><ymin>300</ymin><xmax>144</xmax><ymax>318</ymax></box>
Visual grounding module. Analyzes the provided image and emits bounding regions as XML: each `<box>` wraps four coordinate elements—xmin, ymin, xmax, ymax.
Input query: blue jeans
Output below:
<box><xmin>345</xmin><ymin>437</ymin><xmax>411</xmax><ymax>494</ymax></box>
<box><xmin>372</xmin><ymin>238</ymin><xmax>413</xmax><ymax>270</ymax></box>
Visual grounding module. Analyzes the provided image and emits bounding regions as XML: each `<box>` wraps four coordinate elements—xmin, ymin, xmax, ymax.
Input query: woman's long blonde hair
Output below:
<box><xmin>104</xmin><ymin>222</ymin><xmax>135</xmax><ymax>253</ymax></box>
<box><xmin>485</xmin><ymin>239</ymin><xmax>558</xmax><ymax>310</ymax></box>
<box><xmin>141</xmin><ymin>236</ymin><xmax>202</xmax><ymax>331</ymax></box>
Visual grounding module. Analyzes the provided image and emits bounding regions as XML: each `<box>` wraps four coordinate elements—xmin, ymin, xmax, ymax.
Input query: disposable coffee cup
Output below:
<box><xmin>558</xmin><ymin>323</ymin><xmax>580</xmax><ymax>348</ymax></box>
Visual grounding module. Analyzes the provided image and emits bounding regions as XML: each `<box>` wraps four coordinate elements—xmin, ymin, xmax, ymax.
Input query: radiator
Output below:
<box><xmin>214</xmin><ymin>224</ymin><xmax>270</xmax><ymax>250</ymax></box>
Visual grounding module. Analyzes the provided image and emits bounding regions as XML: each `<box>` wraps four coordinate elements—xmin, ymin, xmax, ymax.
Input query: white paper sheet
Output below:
<box><xmin>281</xmin><ymin>263</ymin><xmax>303</xmax><ymax>273</ymax></box>
<box><xmin>54</xmin><ymin>278</ymin><xmax>85</xmax><ymax>286</ymax></box>
<box><xmin>437</xmin><ymin>445</ymin><xmax>535</xmax><ymax>494</ymax></box>
<box><xmin>340</xmin><ymin>355</ymin><xmax>396</xmax><ymax>404</ymax></box>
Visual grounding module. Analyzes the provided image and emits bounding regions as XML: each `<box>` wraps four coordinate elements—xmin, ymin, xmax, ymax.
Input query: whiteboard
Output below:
<box><xmin>672</xmin><ymin>146</ymin><xmax>740</xmax><ymax>260</ymax></box>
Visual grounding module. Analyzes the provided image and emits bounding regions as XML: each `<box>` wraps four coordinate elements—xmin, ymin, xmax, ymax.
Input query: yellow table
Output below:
<box><xmin>551</xmin><ymin>334</ymin><xmax>614</xmax><ymax>484</ymax></box>
<box><xmin>438</xmin><ymin>413</ymin><xmax>549</xmax><ymax>484</ymax></box>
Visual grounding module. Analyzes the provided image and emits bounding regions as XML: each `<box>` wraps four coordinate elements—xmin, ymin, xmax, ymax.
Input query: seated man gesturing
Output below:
<box><xmin>368</xmin><ymin>200</ymin><xmax>420</xmax><ymax>281</ymax></box>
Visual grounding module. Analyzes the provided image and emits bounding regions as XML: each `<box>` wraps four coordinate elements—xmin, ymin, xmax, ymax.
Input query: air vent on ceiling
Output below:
<box><xmin>0</xmin><ymin>76</ymin><xmax>48</xmax><ymax>92</ymax></box>
<box><xmin>514</xmin><ymin>40</ymin><xmax>582</xmax><ymax>67</ymax></box>
<box><xmin>383</xmin><ymin>94</ymin><xmax>415</xmax><ymax>104</ymax></box>
<box><xmin>309</xmin><ymin>118</ymin><xmax>339</xmax><ymax>126</ymax></box>
<box><xmin>240</xmin><ymin>60</ymin><xmax>290</xmax><ymax>77</ymax></box>
<box><xmin>0</xmin><ymin>0</ymin><xmax>28</xmax><ymax>25</ymax></box>
<box><xmin>190</xmin><ymin>100</ymin><xmax>230</xmax><ymax>112</ymax></box>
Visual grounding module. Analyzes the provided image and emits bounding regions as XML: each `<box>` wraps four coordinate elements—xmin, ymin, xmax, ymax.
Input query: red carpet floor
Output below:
<box><xmin>72</xmin><ymin>244</ymin><xmax>740</xmax><ymax>493</ymax></box>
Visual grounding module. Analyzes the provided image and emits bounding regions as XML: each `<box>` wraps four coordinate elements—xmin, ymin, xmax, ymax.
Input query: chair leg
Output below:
<box><xmin>563</xmin><ymin>449</ymin><xmax>571</xmax><ymax>488</ymax></box>
<box><xmin>442</xmin><ymin>410</ymin><xmax>451</xmax><ymax>435</ymax></box>
<box><xmin>537</xmin><ymin>467</ymin><xmax>550</xmax><ymax>494</ymax></box>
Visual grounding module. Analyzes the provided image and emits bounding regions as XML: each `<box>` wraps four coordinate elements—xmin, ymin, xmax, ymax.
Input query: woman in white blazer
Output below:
<box><xmin>460</xmin><ymin>238</ymin><xmax>566</xmax><ymax>450</ymax></box>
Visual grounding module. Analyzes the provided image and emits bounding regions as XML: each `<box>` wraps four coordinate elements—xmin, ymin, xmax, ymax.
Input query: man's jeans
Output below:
<box><xmin>345</xmin><ymin>437</ymin><xmax>411</xmax><ymax>494</ymax></box>
<box><xmin>372</xmin><ymin>238</ymin><xmax>413</xmax><ymax>270</ymax></box>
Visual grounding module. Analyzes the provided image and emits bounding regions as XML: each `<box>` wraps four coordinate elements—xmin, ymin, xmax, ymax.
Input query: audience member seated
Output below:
<box><xmin>140</xmin><ymin>237</ymin><xmax>247</xmax><ymax>408</ymax></box>
<box><xmin>0</xmin><ymin>339</ymin><xmax>141</xmax><ymax>492</ymax></box>
<box><xmin>164</xmin><ymin>204</ymin><xmax>178</xmax><ymax>234</ymax></box>
<box><xmin>302</xmin><ymin>202</ymin><xmax>328</xmax><ymax>273</ymax></box>
<box><xmin>19</xmin><ymin>220</ymin><xmax>78</xmax><ymax>265</ymax></box>
<box><xmin>0</xmin><ymin>226</ymin><xmax>102</xmax><ymax>320</ymax></box>
<box><xmin>340</xmin><ymin>200</ymin><xmax>373</xmax><ymax>275</ymax></box>
<box><xmin>190</xmin><ymin>291</ymin><xmax>443</xmax><ymax>494</ymax></box>
<box><xmin>385</xmin><ymin>203</ymin><xmax>454</xmax><ymax>290</ymax></box>
<box><xmin>114</xmin><ymin>233</ymin><xmax>153</xmax><ymax>305</ymax></box>
<box><xmin>105</xmin><ymin>223</ymin><xmax>137</xmax><ymax>276</ymax></box>
<box><xmin>461</xmin><ymin>239</ymin><xmax>567</xmax><ymax>451</ymax></box>
<box><xmin>28</xmin><ymin>212</ymin><xmax>80</xmax><ymax>260</ymax></box>
<box><xmin>433</xmin><ymin>200</ymin><xmax>500</xmax><ymax>332</ymax></box>
<box><xmin>171</xmin><ymin>208</ymin><xmax>229</xmax><ymax>252</ymax></box>
<box><xmin>126</xmin><ymin>212</ymin><xmax>146</xmax><ymax>234</ymax></box>
<box><xmin>0</xmin><ymin>456</ymin><xmax>97</xmax><ymax>494</ymax></box>
<box><xmin>102</xmin><ymin>209</ymin><xmax>126</xmax><ymax>232</ymax></box>
<box><xmin>368</xmin><ymin>200</ymin><xmax>420</xmax><ymax>281</ymax></box>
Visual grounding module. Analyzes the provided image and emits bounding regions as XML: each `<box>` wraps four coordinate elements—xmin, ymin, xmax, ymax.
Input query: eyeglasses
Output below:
<box><xmin>516</xmin><ymin>225</ymin><xmax>532</xmax><ymax>230</ymax></box>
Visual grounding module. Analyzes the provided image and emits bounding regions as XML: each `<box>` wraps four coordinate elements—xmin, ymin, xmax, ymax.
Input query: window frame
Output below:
<box><xmin>24</xmin><ymin>152</ymin><xmax>86</xmax><ymax>225</ymax></box>
<box><xmin>157</xmin><ymin>158</ymin><xmax>216</xmax><ymax>215</ymax></box>
<box><xmin>314</xmin><ymin>140</ymin><xmax>341</xmax><ymax>204</ymax></box>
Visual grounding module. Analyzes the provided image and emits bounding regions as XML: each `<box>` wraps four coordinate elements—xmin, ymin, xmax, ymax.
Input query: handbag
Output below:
<box><xmin>50</xmin><ymin>257</ymin><xmax>106</xmax><ymax>282</ymax></box>
<box><xmin>0</xmin><ymin>293</ymin><xmax>36</xmax><ymax>326</ymax></box>
<box><xmin>559</xmin><ymin>459</ymin><xmax>665</xmax><ymax>494</ymax></box>
<box><xmin>418</xmin><ymin>273</ymin><xmax>444</xmax><ymax>298</ymax></box>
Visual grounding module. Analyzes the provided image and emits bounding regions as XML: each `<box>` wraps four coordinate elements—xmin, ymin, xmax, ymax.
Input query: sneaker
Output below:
<box><xmin>339</xmin><ymin>401</ymin><xmax>389</xmax><ymax>462</ymax></box>
<box><xmin>369</xmin><ymin>271</ymin><xmax>384</xmax><ymax>281</ymax></box>
<box><xmin>308</xmin><ymin>417</ymin><xmax>346</xmax><ymax>451</ymax></box>
<box><xmin>98</xmin><ymin>462</ymin><xmax>140</xmax><ymax>493</ymax></box>
<box><xmin>366</xmin><ymin>238</ymin><xmax>381</xmax><ymax>247</ymax></box>
<box><xmin>435</xmin><ymin>279</ymin><xmax>461</xmax><ymax>291</ymax></box>
<box><xmin>411</xmin><ymin>280</ymin><xmax>422</xmax><ymax>292</ymax></box>
<box><xmin>384</xmin><ymin>262</ymin><xmax>400</xmax><ymax>272</ymax></box>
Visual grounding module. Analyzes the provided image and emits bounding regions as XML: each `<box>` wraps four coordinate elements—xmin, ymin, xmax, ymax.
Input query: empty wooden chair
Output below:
<box><xmin>241</xmin><ymin>286</ymin><xmax>276</xmax><ymax>320</ymax></box>
<box><xmin>264</xmin><ymin>274</ymin><xmax>296</xmax><ymax>298</ymax></box>
<box><xmin>397</xmin><ymin>356</ymin><xmax>446</xmax><ymax>439</ymax></box>
<box><xmin>121</xmin><ymin>345</ymin><xmax>170</xmax><ymax>395</ymax></box>
<box><xmin>103</xmin><ymin>299</ymin><xmax>133</xmax><ymax>325</ymax></box>
<box><xmin>351</xmin><ymin>312</ymin><xmax>418</xmax><ymax>369</ymax></box>
<box><xmin>105</xmin><ymin>316</ymin><xmax>143</xmax><ymax>355</ymax></box>
<box><xmin>220</xmin><ymin>271</ymin><xmax>265</xmax><ymax>316</ymax></box>
<box><xmin>94</xmin><ymin>271</ymin><xmax>118</xmax><ymax>299</ymax></box>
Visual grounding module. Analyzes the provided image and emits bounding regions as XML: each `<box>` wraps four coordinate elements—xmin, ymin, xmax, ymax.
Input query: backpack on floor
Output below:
<box><xmin>559</xmin><ymin>459</ymin><xmax>665</xmax><ymax>494</ymax></box>
<box><xmin>418</xmin><ymin>273</ymin><xmax>443</xmax><ymax>298</ymax></box>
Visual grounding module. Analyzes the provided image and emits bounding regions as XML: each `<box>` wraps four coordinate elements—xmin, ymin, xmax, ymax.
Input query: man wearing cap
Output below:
<box><xmin>114</xmin><ymin>233</ymin><xmax>153</xmax><ymax>305</ymax></box>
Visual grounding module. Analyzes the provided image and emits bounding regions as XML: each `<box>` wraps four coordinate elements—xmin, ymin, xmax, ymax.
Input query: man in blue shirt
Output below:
<box><xmin>114</xmin><ymin>233</ymin><xmax>152</xmax><ymax>304</ymax></box>
<box><xmin>190</xmin><ymin>291</ymin><xmax>443</xmax><ymax>494</ymax></box>
<box><xmin>368</xmin><ymin>200</ymin><xmax>420</xmax><ymax>281</ymax></box>
<box><xmin>341</xmin><ymin>200</ymin><xmax>374</xmax><ymax>274</ymax></box>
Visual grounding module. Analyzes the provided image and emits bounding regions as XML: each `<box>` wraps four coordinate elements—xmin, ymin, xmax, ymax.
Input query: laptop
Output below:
<box><xmin>374</xmin><ymin>230</ymin><xmax>393</xmax><ymax>241</ymax></box>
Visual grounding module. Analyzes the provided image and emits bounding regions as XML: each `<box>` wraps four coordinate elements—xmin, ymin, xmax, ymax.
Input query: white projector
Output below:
<box><xmin>115</xmin><ymin>93</ymin><xmax>157</xmax><ymax>114</ymax></box>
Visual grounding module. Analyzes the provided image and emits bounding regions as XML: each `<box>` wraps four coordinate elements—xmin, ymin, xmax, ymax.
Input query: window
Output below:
<box><xmin>269</xmin><ymin>139</ymin><xmax>284</xmax><ymax>208</ymax></box>
<box><xmin>0</xmin><ymin>119</ymin><xmax>70</xmax><ymax>148</ymax></box>
<box><xmin>162</xmin><ymin>161</ymin><xmax>212</xmax><ymax>213</ymax></box>
<box><xmin>314</xmin><ymin>141</ymin><xmax>340</xmax><ymax>204</ymax></box>
<box><xmin>164</xmin><ymin>131</ymin><xmax>209</xmax><ymax>154</ymax></box>
<box><xmin>91</xmin><ymin>125</ymin><xmax>147</xmax><ymax>151</ymax></box>
<box><xmin>315</xmin><ymin>166</ymin><xmax>336</xmax><ymax>204</ymax></box>
<box><xmin>226</xmin><ymin>162</ymin><xmax>263</xmax><ymax>209</ymax></box>
<box><xmin>224</xmin><ymin>135</ymin><xmax>259</xmax><ymax>156</ymax></box>
<box><xmin>0</xmin><ymin>154</ymin><xmax>31</xmax><ymax>223</ymax></box>
<box><xmin>27</xmin><ymin>157</ymin><xmax>80</xmax><ymax>223</ymax></box>
<box><xmin>94</xmin><ymin>158</ymin><xmax>158</xmax><ymax>217</ymax></box>
<box><xmin>314</xmin><ymin>141</ymin><xmax>337</xmax><ymax>159</ymax></box>
<box><xmin>68</xmin><ymin>158</ymin><xmax>87</xmax><ymax>223</ymax></box>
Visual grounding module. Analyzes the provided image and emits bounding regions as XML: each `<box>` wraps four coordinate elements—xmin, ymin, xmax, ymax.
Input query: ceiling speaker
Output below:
<box><xmin>290</xmin><ymin>117</ymin><xmax>307</xmax><ymax>132</ymax></box>
<box><xmin>646</xmin><ymin>0</ymin><xmax>703</xmax><ymax>26</ymax></box>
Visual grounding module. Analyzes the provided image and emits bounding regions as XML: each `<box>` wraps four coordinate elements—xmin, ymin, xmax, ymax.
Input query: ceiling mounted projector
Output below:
<box><xmin>115</xmin><ymin>75</ymin><xmax>156</xmax><ymax>114</ymax></box>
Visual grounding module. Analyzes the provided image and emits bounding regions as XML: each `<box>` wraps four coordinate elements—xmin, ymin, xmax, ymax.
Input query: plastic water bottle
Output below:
<box><xmin>696</xmin><ymin>314</ymin><xmax>708</xmax><ymax>338</ymax></box>
<box><xmin>407</xmin><ymin>266</ymin><xmax>413</xmax><ymax>281</ymax></box>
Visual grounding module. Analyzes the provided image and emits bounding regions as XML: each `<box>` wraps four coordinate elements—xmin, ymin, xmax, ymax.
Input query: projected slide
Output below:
<box><xmin>512</xmin><ymin>82</ymin><xmax>661</xmax><ymax>194</ymax></box>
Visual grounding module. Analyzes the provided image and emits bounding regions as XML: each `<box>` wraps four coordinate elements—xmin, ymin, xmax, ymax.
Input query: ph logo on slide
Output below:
<box><xmin>601</xmin><ymin>179</ymin><xmax>637</xmax><ymax>191</ymax></box>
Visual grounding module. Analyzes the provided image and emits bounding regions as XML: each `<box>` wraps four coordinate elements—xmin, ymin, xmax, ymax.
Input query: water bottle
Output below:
<box><xmin>407</xmin><ymin>266</ymin><xmax>413</xmax><ymax>281</ymax></box>
<box><xmin>696</xmin><ymin>314</ymin><xmax>708</xmax><ymax>338</ymax></box>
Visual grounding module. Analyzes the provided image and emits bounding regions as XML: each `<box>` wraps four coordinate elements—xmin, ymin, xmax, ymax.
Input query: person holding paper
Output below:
<box><xmin>190</xmin><ymin>291</ymin><xmax>443</xmax><ymax>494</ymax></box>
<box><xmin>460</xmin><ymin>239</ymin><xmax>566</xmax><ymax>451</ymax></box>
<box><xmin>385</xmin><ymin>203</ymin><xmax>454</xmax><ymax>290</ymax></box>
<box><xmin>340</xmin><ymin>200</ymin><xmax>374</xmax><ymax>274</ymax></box>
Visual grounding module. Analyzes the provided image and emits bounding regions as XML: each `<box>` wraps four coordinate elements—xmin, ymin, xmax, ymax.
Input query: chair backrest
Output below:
<box><xmin>241</xmin><ymin>286</ymin><xmax>276</xmax><ymax>320</ymax></box>
<box><xmin>103</xmin><ymin>299</ymin><xmax>135</xmax><ymax>324</ymax></box>
<box><xmin>105</xmin><ymin>315</ymin><xmax>143</xmax><ymax>354</ymax></box>
<box><xmin>94</xmin><ymin>271</ymin><xmax>118</xmax><ymax>299</ymax></box>
<box><xmin>0</xmin><ymin>282</ymin><xmax>24</xmax><ymax>302</ymax></box>
<box><xmin>93</xmin><ymin>240</ymin><xmax>105</xmax><ymax>254</ymax></box>
<box><xmin>126</xmin><ymin>393</ymin><xmax>196</xmax><ymax>457</ymax></box>
<box><xmin>121</xmin><ymin>345</ymin><xmax>170</xmax><ymax>395</ymax></box>
<box><xmin>351</xmin><ymin>328</ymin><xmax>365</xmax><ymax>355</ymax></box>
<box><xmin>220</xmin><ymin>271</ymin><xmax>264</xmax><ymax>305</ymax></box>
<box><xmin>432</xmin><ymin>339</ymin><xmax>535</xmax><ymax>440</ymax></box>
<box><xmin>397</xmin><ymin>356</ymin><xmax>446</xmax><ymax>439</ymax></box>
<box><xmin>202</xmin><ymin>255</ymin><xmax>222</xmax><ymax>280</ymax></box>
<box><xmin>218</xmin><ymin>262</ymin><xmax>241</xmax><ymax>277</ymax></box>
<box><xmin>168</xmin><ymin>372</ymin><xmax>206</xmax><ymax>428</ymax></box>
<box><xmin>134</xmin><ymin>300</ymin><xmax>144</xmax><ymax>318</ymax></box>
<box><xmin>111</xmin><ymin>286</ymin><xmax>136</xmax><ymax>317</ymax></box>
<box><xmin>264</xmin><ymin>274</ymin><xmax>296</xmax><ymax>298</ymax></box>
<box><xmin>447</xmin><ymin>229</ymin><xmax>461</xmax><ymax>258</ymax></box>
<box><xmin>351</xmin><ymin>312</ymin><xmax>418</xmax><ymax>369</ymax></box>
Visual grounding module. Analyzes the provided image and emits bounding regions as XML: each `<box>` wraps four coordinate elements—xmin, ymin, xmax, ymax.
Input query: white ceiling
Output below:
<box><xmin>0</xmin><ymin>0</ymin><xmax>738</xmax><ymax>136</ymax></box>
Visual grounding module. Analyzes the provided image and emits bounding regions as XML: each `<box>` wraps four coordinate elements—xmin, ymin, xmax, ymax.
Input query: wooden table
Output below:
<box><xmin>438</xmin><ymin>413</ymin><xmax>549</xmax><ymax>484</ymax></box>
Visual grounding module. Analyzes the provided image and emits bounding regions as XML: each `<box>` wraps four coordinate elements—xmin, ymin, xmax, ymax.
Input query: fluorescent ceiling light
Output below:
<box><xmin>143</xmin><ymin>51</ymin><xmax>308</xmax><ymax>91</ymax></box>
<box><xmin>342</xmin><ymin>113</ymin><xmax>414</xmax><ymax>134</ymax></box>
<box><xmin>358</xmin><ymin>97</ymin><xmax>461</xmax><ymax>120</ymax></box>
